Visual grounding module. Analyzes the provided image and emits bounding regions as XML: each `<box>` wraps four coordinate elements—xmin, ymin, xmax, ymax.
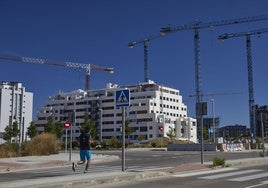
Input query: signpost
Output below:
<box><xmin>64</xmin><ymin>121</ymin><xmax>70</xmax><ymax>153</ymax></box>
<box><xmin>68</xmin><ymin>112</ymin><xmax>75</xmax><ymax>161</ymax></box>
<box><xmin>115</xmin><ymin>89</ymin><xmax>130</xmax><ymax>172</ymax></box>
<box><xmin>196</xmin><ymin>102</ymin><xmax>207</xmax><ymax>164</ymax></box>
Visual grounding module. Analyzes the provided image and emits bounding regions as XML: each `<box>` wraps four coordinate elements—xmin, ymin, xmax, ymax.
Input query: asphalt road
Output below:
<box><xmin>0</xmin><ymin>149</ymin><xmax>262</xmax><ymax>182</ymax></box>
<box><xmin>89</xmin><ymin>164</ymin><xmax>268</xmax><ymax>188</ymax></box>
<box><xmin>94</xmin><ymin>149</ymin><xmax>261</xmax><ymax>167</ymax></box>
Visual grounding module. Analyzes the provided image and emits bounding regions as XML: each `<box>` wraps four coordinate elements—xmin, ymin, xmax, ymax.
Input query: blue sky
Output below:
<box><xmin>0</xmin><ymin>0</ymin><xmax>268</xmax><ymax>127</ymax></box>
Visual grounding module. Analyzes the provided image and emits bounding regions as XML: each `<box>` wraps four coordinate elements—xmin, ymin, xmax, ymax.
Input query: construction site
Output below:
<box><xmin>0</xmin><ymin>5</ymin><xmax>268</xmax><ymax>150</ymax></box>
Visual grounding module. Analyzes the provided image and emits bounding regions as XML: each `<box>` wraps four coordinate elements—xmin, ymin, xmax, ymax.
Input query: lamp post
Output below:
<box><xmin>211</xmin><ymin>99</ymin><xmax>216</xmax><ymax>143</ymax></box>
<box><xmin>261</xmin><ymin>112</ymin><xmax>265</xmax><ymax>156</ymax></box>
<box><xmin>99</xmin><ymin>109</ymin><xmax>103</xmax><ymax>142</ymax></box>
<box><xmin>255</xmin><ymin>109</ymin><xmax>266</xmax><ymax>156</ymax></box>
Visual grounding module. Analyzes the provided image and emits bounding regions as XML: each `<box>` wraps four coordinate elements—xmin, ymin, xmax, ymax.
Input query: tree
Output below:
<box><xmin>125</xmin><ymin>119</ymin><xmax>133</xmax><ymax>137</ymax></box>
<box><xmin>167</xmin><ymin>126</ymin><xmax>175</xmax><ymax>140</ymax></box>
<box><xmin>27</xmin><ymin>121</ymin><xmax>38</xmax><ymax>140</ymax></box>
<box><xmin>43</xmin><ymin>116</ymin><xmax>63</xmax><ymax>139</ymax></box>
<box><xmin>203</xmin><ymin>128</ymin><xmax>209</xmax><ymax>141</ymax></box>
<box><xmin>3</xmin><ymin>126</ymin><xmax>13</xmax><ymax>141</ymax></box>
<box><xmin>44</xmin><ymin>116</ymin><xmax>54</xmax><ymax>133</ymax></box>
<box><xmin>54</xmin><ymin>121</ymin><xmax>64</xmax><ymax>139</ymax></box>
<box><xmin>81</xmin><ymin>113</ymin><xmax>97</xmax><ymax>139</ymax></box>
<box><xmin>3</xmin><ymin>121</ymin><xmax>20</xmax><ymax>142</ymax></box>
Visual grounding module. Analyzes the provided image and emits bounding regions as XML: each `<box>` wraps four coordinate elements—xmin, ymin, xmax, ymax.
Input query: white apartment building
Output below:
<box><xmin>35</xmin><ymin>80</ymin><xmax>197</xmax><ymax>143</ymax></box>
<box><xmin>0</xmin><ymin>82</ymin><xmax>33</xmax><ymax>143</ymax></box>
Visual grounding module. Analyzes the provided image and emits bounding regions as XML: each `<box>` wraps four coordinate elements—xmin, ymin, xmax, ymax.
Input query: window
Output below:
<box><xmin>137</xmin><ymin>110</ymin><xmax>147</xmax><ymax>114</ymax></box>
<box><xmin>102</xmin><ymin>99</ymin><xmax>114</xmax><ymax>103</ymax></box>
<box><xmin>140</xmin><ymin>127</ymin><xmax>148</xmax><ymax>132</ymax></box>
<box><xmin>103</xmin><ymin>114</ymin><xmax>114</xmax><ymax>117</ymax></box>
<box><xmin>103</xmin><ymin>106</ymin><xmax>114</xmax><ymax>110</ymax></box>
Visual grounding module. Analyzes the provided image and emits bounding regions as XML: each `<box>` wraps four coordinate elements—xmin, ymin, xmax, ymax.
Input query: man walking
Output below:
<box><xmin>72</xmin><ymin>127</ymin><xmax>92</xmax><ymax>173</ymax></box>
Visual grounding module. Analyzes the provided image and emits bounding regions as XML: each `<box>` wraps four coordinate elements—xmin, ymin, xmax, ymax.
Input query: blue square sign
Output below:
<box><xmin>115</xmin><ymin>89</ymin><xmax>130</xmax><ymax>107</ymax></box>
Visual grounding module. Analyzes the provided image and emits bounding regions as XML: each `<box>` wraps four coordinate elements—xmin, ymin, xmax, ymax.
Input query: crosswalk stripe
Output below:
<box><xmin>173</xmin><ymin>168</ymin><xmax>236</xmax><ymax>177</ymax></box>
<box><xmin>244</xmin><ymin>181</ymin><xmax>268</xmax><ymax>188</ymax></box>
<box><xmin>229</xmin><ymin>172</ymin><xmax>268</xmax><ymax>182</ymax></box>
<box><xmin>199</xmin><ymin>169</ymin><xmax>262</xmax><ymax>180</ymax></box>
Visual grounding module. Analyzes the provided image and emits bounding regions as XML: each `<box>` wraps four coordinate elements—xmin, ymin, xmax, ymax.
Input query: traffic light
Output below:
<box><xmin>159</xmin><ymin>125</ymin><xmax>164</xmax><ymax>132</ymax></box>
<box><xmin>64</xmin><ymin>121</ymin><xmax>70</xmax><ymax>129</ymax></box>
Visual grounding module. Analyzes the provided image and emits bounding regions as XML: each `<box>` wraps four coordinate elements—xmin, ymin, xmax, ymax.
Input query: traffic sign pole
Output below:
<box><xmin>65</xmin><ymin>129</ymin><xmax>67</xmax><ymax>153</ymax></box>
<box><xmin>115</xmin><ymin>89</ymin><xmax>130</xmax><ymax>172</ymax></box>
<box><xmin>122</xmin><ymin>107</ymin><xmax>126</xmax><ymax>172</ymax></box>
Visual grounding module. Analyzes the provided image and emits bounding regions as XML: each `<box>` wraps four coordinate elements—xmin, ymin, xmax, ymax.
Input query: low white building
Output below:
<box><xmin>175</xmin><ymin>117</ymin><xmax>197</xmax><ymax>143</ymax></box>
<box><xmin>35</xmin><ymin>80</ymin><xmax>197</xmax><ymax>143</ymax></box>
<box><xmin>0</xmin><ymin>82</ymin><xmax>33</xmax><ymax>143</ymax></box>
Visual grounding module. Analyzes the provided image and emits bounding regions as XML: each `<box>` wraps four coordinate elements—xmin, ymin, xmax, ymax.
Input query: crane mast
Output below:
<box><xmin>0</xmin><ymin>55</ymin><xmax>114</xmax><ymax>91</ymax></box>
<box><xmin>160</xmin><ymin>15</ymin><xmax>268</xmax><ymax>163</ymax></box>
<box><xmin>218</xmin><ymin>28</ymin><xmax>268</xmax><ymax>138</ymax></box>
<box><xmin>128</xmin><ymin>33</ymin><xmax>163</xmax><ymax>82</ymax></box>
<box><xmin>160</xmin><ymin>14</ymin><xmax>268</xmax><ymax>105</ymax></box>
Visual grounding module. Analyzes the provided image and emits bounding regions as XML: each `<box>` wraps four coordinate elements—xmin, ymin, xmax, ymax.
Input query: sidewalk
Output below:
<box><xmin>1</xmin><ymin>152</ymin><xmax>267</xmax><ymax>188</ymax></box>
<box><xmin>0</xmin><ymin>152</ymin><xmax>119</xmax><ymax>172</ymax></box>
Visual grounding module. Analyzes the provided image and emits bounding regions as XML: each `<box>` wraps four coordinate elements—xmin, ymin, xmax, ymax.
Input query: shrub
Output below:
<box><xmin>213</xmin><ymin>157</ymin><xmax>225</xmax><ymax>167</ymax></box>
<box><xmin>0</xmin><ymin>142</ymin><xmax>18</xmax><ymax>158</ymax></box>
<box><xmin>24</xmin><ymin>133</ymin><xmax>60</xmax><ymax>156</ymax></box>
<box><xmin>110</xmin><ymin>137</ymin><xmax>121</xmax><ymax>148</ymax></box>
<box><xmin>151</xmin><ymin>142</ymin><xmax>157</xmax><ymax>147</ymax></box>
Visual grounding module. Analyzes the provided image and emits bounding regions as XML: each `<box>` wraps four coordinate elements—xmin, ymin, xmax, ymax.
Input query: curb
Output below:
<box><xmin>1</xmin><ymin>171</ymin><xmax>170</xmax><ymax>188</ymax></box>
<box><xmin>43</xmin><ymin>172</ymin><xmax>169</xmax><ymax>188</ymax></box>
<box><xmin>226</xmin><ymin>157</ymin><xmax>268</xmax><ymax>168</ymax></box>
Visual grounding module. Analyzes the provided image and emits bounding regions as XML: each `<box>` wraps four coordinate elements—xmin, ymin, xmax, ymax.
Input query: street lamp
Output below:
<box><xmin>211</xmin><ymin>99</ymin><xmax>216</xmax><ymax>143</ymax></box>
<box><xmin>99</xmin><ymin>109</ymin><xmax>103</xmax><ymax>142</ymax></box>
<box><xmin>256</xmin><ymin>108</ymin><xmax>266</xmax><ymax>156</ymax></box>
<box><xmin>260</xmin><ymin>112</ymin><xmax>265</xmax><ymax>156</ymax></box>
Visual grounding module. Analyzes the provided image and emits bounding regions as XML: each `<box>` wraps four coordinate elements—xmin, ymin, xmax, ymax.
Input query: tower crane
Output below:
<box><xmin>160</xmin><ymin>15</ymin><xmax>268</xmax><ymax>164</ymax></box>
<box><xmin>218</xmin><ymin>28</ymin><xmax>268</xmax><ymax>138</ymax></box>
<box><xmin>160</xmin><ymin>15</ymin><xmax>268</xmax><ymax>105</ymax></box>
<box><xmin>0</xmin><ymin>54</ymin><xmax>114</xmax><ymax>91</ymax></box>
<box><xmin>128</xmin><ymin>33</ymin><xmax>163</xmax><ymax>82</ymax></box>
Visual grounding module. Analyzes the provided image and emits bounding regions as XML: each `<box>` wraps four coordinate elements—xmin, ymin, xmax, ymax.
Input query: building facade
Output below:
<box><xmin>203</xmin><ymin>117</ymin><xmax>220</xmax><ymax>142</ymax></box>
<box><xmin>218</xmin><ymin>124</ymin><xmax>250</xmax><ymax>138</ymax></box>
<box><xmin>255</xmin><ymin>105</ymin><xmax>268</xmax><ymax>138</ymax></box>
<box><xmin>0</xmin><ymin>82</ymin><xmax>33</xmax><ymax>143</ymax></box>
<box><xmin>35</xmin><ymin>80</ymin><xmax>197</xmax><ymax>143</ymax></box>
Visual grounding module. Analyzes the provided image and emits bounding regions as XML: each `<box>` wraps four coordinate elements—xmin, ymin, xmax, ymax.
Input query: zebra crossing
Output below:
<box><xmin>173</xmin><ymin>167</ymin><xmax>268</xmax><ymax>187</ymax></box>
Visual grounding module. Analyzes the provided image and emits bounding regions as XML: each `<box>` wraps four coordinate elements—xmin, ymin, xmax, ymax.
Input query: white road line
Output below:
<box><xmin>173</xmin><ymin>168</ymin><xmax>237</xmax><ymax>177</ymax></box>
<box><xmin>199</xmin><ymin>169</ymin><xmax>263</xmax><ymax>180</ymax></box>
<box><xmin>229</xmin><ymin>172</ymin><xmax>268</xmax><ymax>182</ymax></box>
<box><xmin>243</xmin><ymin>181</ymin><xmax>268</xmax><ymax>188</ymax></box>
<box><xmin>244</xmin><ymin>181</ymin><xmax>268</xmax><ymax>188</ymax></box>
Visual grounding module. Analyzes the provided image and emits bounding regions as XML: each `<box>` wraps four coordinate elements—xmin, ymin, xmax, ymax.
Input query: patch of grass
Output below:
<box><xmin>213</xmin><ymin>157</ymin><xmax>225</xmax><ymax>167</ymax></box>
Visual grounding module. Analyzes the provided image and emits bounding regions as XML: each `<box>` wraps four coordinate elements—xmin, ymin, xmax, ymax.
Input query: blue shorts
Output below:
<box><xmin>80</xmin><ymin>150</ymin><xmax>91</xmax><ymax>163</ymax></box>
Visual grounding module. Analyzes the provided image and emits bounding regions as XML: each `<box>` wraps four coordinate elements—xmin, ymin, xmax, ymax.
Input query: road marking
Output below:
<box><xmin>229</xmin><ymin>172</ymin><xmax>268</xmax><ymax>182</ymax></box>
<box><xmin>173</xmin><ymin>167</ymin><xmax>237</xmax><ymax>177</ymax></box>
<box><xmin>199</xmin><ymin>169</ymin><xmax>262</xmax><ymax>180</ymax></box>
<box><xmin>244</xmin><ymin>181</ymin><xmax>268</xmax><ymax>188</ymax></box>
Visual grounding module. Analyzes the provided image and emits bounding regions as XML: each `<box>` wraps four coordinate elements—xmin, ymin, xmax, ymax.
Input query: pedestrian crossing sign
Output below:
<box><xmin>115</xmin><ymin>89</ymin><xmax>130</xmax><ymax>107</ymax></box>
